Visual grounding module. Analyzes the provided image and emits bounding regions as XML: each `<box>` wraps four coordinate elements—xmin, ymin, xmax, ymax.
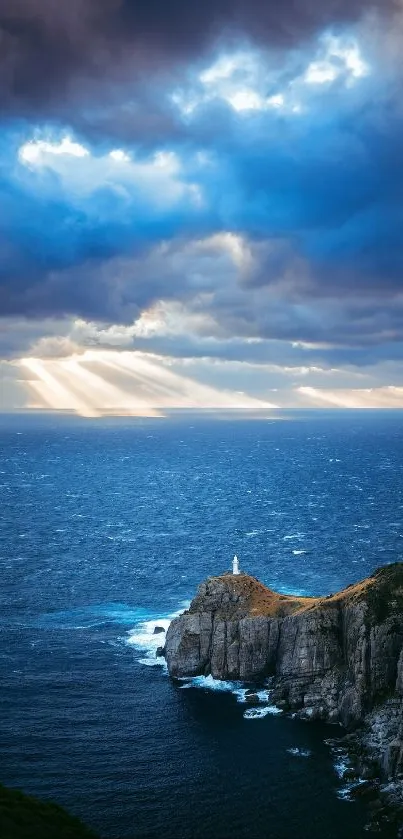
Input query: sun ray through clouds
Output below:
<box><xmin>18</xmin><ymin>351</ymin><xmax>277</xmax><ymax>416</ymax></box>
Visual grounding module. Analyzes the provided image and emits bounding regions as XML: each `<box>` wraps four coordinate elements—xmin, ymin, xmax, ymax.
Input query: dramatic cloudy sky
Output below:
<box><xmin>2</xmin><ymin>0</ymin><xmax>403</xmax><ymax>415</ymax></box>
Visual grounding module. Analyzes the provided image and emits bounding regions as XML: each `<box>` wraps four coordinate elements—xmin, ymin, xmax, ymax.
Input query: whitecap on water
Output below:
<box><xmin>336</xmin><ymin>777</ymin><xmax>368</xmax><ymax>801</ymax></box>
<box><xmin>243</xmin><ymin>706</ymin><xmax>283</xmax><ymax>719</ymax></box>
<box><xmin>131</xmin><ymin>616</ymin><xmax>283</xmax><ymax>721</ymax></box>
<box><xmin>255</xmin><ymin>689</ymin><xmax>272</xmax><ymax>703</ymax></box>
<box><xmin>127</xmin><ymin>602</ymin><xmax>190</xmax><ymax>669</ymax></box>
<box><xmin>326</xmin><ymin>740</ymin><xmax>366</xmax><ymax>801</ymax></box>
<box><xmin>178</xmin><ymin>676</ymin><xmax>275</xmax><ymax>708</ymax></box>
<box><xmin>287</xmin><ymin>747</ymin><xmax>312</xmax><ymax>758</ymax></box>
<box><xmin>179</xmin><ymin>674</ymin><xmax>247</xmax><ymax>702</ymax></box>
<box><xmin>333</xmin><ymin>754</ymin><xmax>351</xmax><ymax>780</ymax></box>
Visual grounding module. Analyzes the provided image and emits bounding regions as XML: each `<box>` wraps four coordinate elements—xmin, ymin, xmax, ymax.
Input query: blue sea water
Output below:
<box><xmin>1</xmin><ymin>411</ymin><xmax>403</xmax><ymax>838</ymax></box>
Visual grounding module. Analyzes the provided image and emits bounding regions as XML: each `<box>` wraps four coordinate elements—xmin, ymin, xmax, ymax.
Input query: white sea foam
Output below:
<box><xmin>287</xmin><ymin>747</ymin><xmax>312</xmax><ymax>758</ymax></box>
<box><xmin>336</xmin><ymin>777</ymin><xmax>367</xmax><ymax>801</ymax></box>
<box><xmin>130</xmin><ymin>610</ymin><xmax>283</xmax><ymax>721</ymax></box>
<box><xmin>178</xmin><ymin>676</ymin><xmax>275</xmax><ymax>706</ymax></box>
<box><xmin>138</xmin><ymin>656</ymin><xmax>167</xmax><ymax>668</ymax></box>
<box><xmin>127</xmin><ymin>601</ymin><xmax>190</xmax><ymax>668</ymax></box>
<box><xmin>326</xmin><ymin>741</ymin><xmax>367</xmax><ymax>801</ymax></box>
<box><xmin>243</xmin><ymin>705</ymin><xmax>282</xmax><ymax>719</ymax></box>
<box><xmin>337</xmin><ymin>778</ymin><xmax>368</xmax><ymax>801</ymax></box>
<box><xmin>333</xmin><ymin>755</ymin><xmax>350</xmax><ymax>779</ymax></box>
<box><xmin>255</xmin><ymin>689</ymin><xmax>272</xmax><ymax>703</ymax></box>
<box><xmin>179</xmin><ymin>675</ymin><xmax>248</xmax><ymax>703</ymax></box>
<box><xmin>292</xmin><ymin>550</ymin><xmax>307</xmax><ymax>555</ymax></box>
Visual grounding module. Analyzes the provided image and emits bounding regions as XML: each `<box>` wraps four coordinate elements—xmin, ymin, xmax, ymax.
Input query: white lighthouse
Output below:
<box><xmin>232</xmin><ymin>554</ymin><xmax>240</xmax><ymax>575</ymax></box>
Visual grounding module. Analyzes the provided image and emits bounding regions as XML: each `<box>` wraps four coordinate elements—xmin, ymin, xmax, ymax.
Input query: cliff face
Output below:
<box><xmin>165</xmin><ymin>564</ymin><xmax>403</xmax><ymax>779</ymax></box>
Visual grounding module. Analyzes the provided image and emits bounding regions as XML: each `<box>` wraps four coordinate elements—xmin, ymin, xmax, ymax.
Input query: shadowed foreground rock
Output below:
<box><xmin>0</xmin><ymin>784</ymin><xmax>98</xmax><ymax>839</ymax></box>
<box><xmin>165</xmin><ymin>564</ymin><xmax>403</xmax><ymax>788</ymax></box>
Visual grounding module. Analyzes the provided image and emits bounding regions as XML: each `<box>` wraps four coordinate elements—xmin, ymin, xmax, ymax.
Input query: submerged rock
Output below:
<box><xmin>244</xmin><ymin>691</ymin><xmax>260</xmax><ymax>703</ymax></box>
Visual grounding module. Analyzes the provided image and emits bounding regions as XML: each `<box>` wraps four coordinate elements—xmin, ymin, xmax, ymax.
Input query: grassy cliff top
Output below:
<box><xmin>191</xmin><ymin>573</ymin><xmax>318</xmax><ymax>618</ymax></box>
<box><xmin>323</xmin><ymin>562</ymin><xmax>403</xmax><ymax>622</ymax></box>
<box><xmin>194</xmin><ymin>563</ymin><xmax>403</xmax><ymax>622</ymax></box>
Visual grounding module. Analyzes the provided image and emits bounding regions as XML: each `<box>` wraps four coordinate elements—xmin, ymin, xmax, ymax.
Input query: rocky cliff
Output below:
<box><xmin>165</xmin><ymin>564</ymin><xmax>403</xmax><ymax>784</ymax></box>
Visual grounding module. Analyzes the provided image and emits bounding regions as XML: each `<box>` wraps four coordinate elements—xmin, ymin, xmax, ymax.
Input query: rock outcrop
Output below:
<box><xmin>165</xmin><ymin>564</ymin><xmax>403</xmax><ymax>783</ymax></box>
<box><xmin>165</xmin><ymin>574</ymin><xmax>313</xmax><ymax>681</ymax></box>
<box><xmin>0</xmin><ymin>783</ymin><xmax>99</xmax><ymax>838</ymax></box>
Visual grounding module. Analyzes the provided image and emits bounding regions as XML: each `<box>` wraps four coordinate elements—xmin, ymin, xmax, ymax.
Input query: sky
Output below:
<box><xmin>1</xmin><ymin>0</ymin><xmax>403</xmax><ymax>415</ymax></box>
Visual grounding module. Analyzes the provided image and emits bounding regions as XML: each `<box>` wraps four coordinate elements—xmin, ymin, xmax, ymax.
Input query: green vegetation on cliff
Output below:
<box><xmin>365</xmin><ymin>563</ymin><xmax>403</xmax><ymax>624</ymax></box>
<box><xmin>0</xmin><ymin>785</ymin><xmax>98</xmax><ymax>839</ymax></box>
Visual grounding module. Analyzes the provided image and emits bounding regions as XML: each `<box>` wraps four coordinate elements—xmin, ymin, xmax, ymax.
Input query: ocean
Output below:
<box><xmin>1</xmin><ymin>411</ymin><xmax>402</xmax><ymax>838</ymax></box>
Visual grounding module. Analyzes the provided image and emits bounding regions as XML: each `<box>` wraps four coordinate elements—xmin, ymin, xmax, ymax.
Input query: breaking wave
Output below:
<box><xmin>126</xmin><ymin>602</ymin><xmax>189</xmax><ymax>667</ymax></box>
<box><xmin>243</xmin><ymin>705</ymin><xmax>283</xmax><ymax>719</ymax></box>
<box><xmin>178</xmin><ymin>674</ymin><xmax>282</xmax><ymax>719</ymax></box>
<box><xmin>326</xmin><ymin>739</ymin><xmax>367</xmax><ymax>801</ymax></box>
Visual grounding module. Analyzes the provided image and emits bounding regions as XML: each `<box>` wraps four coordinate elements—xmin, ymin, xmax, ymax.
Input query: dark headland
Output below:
<box><xmin>165</xmin><ymin>563</ymin><xmax>403</xmax><ymax>830</ymax></box>
<box><xmin>0</xmin><ymin>784</ymin><xmax>99</xmax><ymax>839</ymax></box>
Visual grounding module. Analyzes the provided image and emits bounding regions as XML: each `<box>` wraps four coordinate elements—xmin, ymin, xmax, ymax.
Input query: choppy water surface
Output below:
<box><xmin>1</xmin><ymin>411</ymin><xmax>403</xmax><ymax>838</ymax></box>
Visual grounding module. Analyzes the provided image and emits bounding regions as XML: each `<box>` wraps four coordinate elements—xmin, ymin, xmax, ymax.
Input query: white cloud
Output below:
<box><xmin>199</xmin><ymin>52</ymin><xmax>256</xmax><ymax>85</ymax></box>
<box><xmin>171</xmin><ymin>33</ymin><xmax>369</xmax><ymax>119</ymax></box>
<box><xmin>109</xmin><ymin>149</ymin><xmax>130</xmax><ymax>162</ymax></box>
<box><xmin>304</xmin><ymin>35</ymin><xmax>369</xmax><ymax>86</ymax></box>
<box><xmin>172</xmin><ymin>50</ymin><xmax>289</xmax><ymax>115</ymax></box>
<box><xmin>19</xmin><ymin>136</ymin><xmax>89</xmax><ymax>164</ymax></box>
<box><xmin>18</xmin><ymin>136</ymin><xmax>201</xmax><ymax>208</ymax></box>
<box><xmin>227</xmin><ymin>89</ymin><xmax>265</xmax><ymax>112</ymax></box>
<box><xmin>304</xmin><ymin>62</ymin><xmax>339</xmax><ymax>85</ymax></box>
<box><xmin>267</xmin><ymin>94</ymin><xmax>285</xmax><ymax>108</ymax></box>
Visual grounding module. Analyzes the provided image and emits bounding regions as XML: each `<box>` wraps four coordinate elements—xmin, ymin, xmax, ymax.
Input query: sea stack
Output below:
<box><xmin>165</xmin><ymin>563</ymin><xmax>403</xmax><ymax>786</ymax></box>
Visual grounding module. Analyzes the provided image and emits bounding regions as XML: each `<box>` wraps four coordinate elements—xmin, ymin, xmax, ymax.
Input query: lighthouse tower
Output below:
<box><xmin>232</xmin><ymin>555</ymin><xmax>240</xmax><ymax>575</ymax></box>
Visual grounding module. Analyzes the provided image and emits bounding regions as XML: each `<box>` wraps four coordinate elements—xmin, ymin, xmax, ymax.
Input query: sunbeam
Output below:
<box><xmin>298</xmin><ymin>386</ymin><xmax>403</xmax><ymax>409</ymax></box>
<box><xmin>18</xmin><ymin>351</ymin><xmax>276</xmax><ymax>416</ymax></box>
<box><xmin>20</xmin><ymin>358</ymin><xmax>101</xmax><ymax>417</ymax></box>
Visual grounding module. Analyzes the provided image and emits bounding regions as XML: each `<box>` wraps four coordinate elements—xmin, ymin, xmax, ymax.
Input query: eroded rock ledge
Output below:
<box><xmin>165</xmin><ymin>564</ymin><xmax>403</xmax><ymax>788</ymax></box>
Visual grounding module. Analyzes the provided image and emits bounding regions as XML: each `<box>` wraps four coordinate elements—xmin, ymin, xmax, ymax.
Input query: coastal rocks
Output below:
<box><xmin>165</xmin><ymin>613</ymin><xmax>204</xmax><ymax>677</ymax></box>
<box><xmin>244</xmin><ymin>690</ymin><xmax>260</xmax><ymax>702</ymax></box>
<box><xmin>164</xmin><ymin>563</ymin><xmax>403</xmax><ymax>789</ymax></box>
<box><xmin>271</xmin><ymin>605</ymin><xmax>343</xmax><ymax>720</ymax></box>
<box><xmin>164</xmin><ymin>612</ymin><xmax>277</xmax><ymax>679</ymax></box>
<box><xmin>165</xmin><ymin>575</ymin><xmax>285</xmax><ymax>680</ymax></box>
<box><xmin>358</xmin><ymin>700</ymin><xmax>403</xmax><ymax>779</ymax></box>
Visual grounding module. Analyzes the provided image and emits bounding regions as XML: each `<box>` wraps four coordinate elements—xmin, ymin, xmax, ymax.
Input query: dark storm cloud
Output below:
<box><xmin>0</xmin><ymin>317</ymin><xmax>72</xmax><ymax>359</ymax></box>
<box><xmin>4</xmin><ymin>72</ymin><xmax>403</xmax><ymax>319</ymax></box>
<box><xmin>0</xmin><ymin>133</ymin><xmax>212</xmax><ymax>320</ymax></box>
<box><xmin>1</xmin><ymin>0</ymin><xmax>403</xmax><ymax>368</ymax></box>
<box><xmin>202</xmin><ymin>99</ymin><xmax>403</xmax><ymax>294</ymax></box>
<box><xmin>0</xmin><ymin>0</ymin><xmax>398</xmax><ymax>117</ymax></box>
<box><xmin>2</xmin><ymin>109</ymin><xmax>403</xmax><ymax>356</ymax></box>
